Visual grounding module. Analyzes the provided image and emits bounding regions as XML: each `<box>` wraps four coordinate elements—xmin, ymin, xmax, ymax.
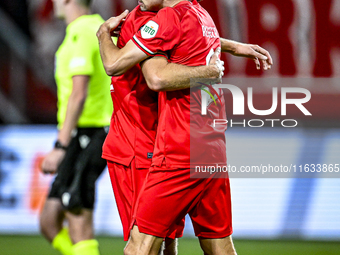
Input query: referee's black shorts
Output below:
<box><xmin>48</xmin><ymin>127</ymin><xmax>108</xmax><ymax>209</ymax></box>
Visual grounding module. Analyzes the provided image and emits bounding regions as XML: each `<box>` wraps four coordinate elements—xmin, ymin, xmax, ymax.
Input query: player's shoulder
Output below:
<box><xmin>168</xmin><ymin>1</ymin><xmax>195</xmax><ymax>20</ymax></box>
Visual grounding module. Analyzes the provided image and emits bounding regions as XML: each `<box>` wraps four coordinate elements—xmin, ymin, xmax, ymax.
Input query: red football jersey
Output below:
<box><xmin>102</xmin><ymin>6</ymin><xmax>158</xmax><ymax>168</ymax></box>
<box><xmin>132</xmin><ymin>0</ymin><xmax>227</xmax><ymax>168</ymax></box>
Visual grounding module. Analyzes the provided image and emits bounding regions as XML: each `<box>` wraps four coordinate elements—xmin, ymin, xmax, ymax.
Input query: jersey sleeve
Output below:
<box><xmin>132</xmin><ymin>7</ymin><xmax>181</xmax><ymax>56</ymax></box>
<box><xmin>68</xmin><ymin>29</ymin><xmax>96</xmax><ymax>77</ymax></box>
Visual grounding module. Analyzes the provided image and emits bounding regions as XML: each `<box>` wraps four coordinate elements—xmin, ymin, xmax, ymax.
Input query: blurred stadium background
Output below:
<box><xmin>0</xmin><ymin>0</ymin><xmax>339</xmax><ymax>254</ymax></box>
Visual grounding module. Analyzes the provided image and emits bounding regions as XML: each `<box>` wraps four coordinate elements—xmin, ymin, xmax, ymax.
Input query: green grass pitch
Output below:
<box><xmin>0</xmin><ymin>235</ymin><xmax>339</xmax><ymax>255</ymax></box>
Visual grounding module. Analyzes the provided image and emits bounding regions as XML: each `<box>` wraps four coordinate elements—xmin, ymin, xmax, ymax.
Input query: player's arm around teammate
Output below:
<box><xmin>97</xmin><ymin>10</ymin><xmax>224</xmax><ymax>81</ymax></box>
<box><xmin>97</xmin><ymin>12</ymin><xmax>272</xmax><ymax>93</ymax></box>
<box><xmin>141</xmin><ymin>48</ymin><xmax>224</xmax><ymax>91</ymax></box>
<box><xmin>220</xmin><ymin>38</ymin><xmax>273</xmax><ymax>70</ymax></box>
<box><xmin>141</xmin><ymin>40</ymin><xmax>273</xmax><ymax>92</ymax></box>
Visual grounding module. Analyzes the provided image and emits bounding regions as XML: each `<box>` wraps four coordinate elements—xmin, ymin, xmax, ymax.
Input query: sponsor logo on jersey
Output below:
<box><xmin>200</xmin><ymin>83</ymin><xmax>223</xmax><ymax>108</ymax></box>
<box><xmin>141</xmin><ymin>21</ymin><xmax>159</xmax><ymax>39</ymax></box>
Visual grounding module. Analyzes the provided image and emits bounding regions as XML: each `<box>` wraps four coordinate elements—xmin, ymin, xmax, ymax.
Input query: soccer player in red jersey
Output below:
<box><xmin>101</xmin><ymin>4</ymin><xmax>224</xmax><ymax>254</ymax></box>
<box><xmin>97</xmin><ymin>1</ymin><xmax>273</xmax><ymax>254</ymax></box>
<box><xmin>128</xmin><ymin>2</ymin><xmax>234</xmax><ymax>254</ymax></box>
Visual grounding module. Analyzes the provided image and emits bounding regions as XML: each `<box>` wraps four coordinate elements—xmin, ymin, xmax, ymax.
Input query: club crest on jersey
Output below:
<box><xmin>141</xmin><ymin>21</ymin><xmax>159</xmax><ymax>39</ymax></box>
<box><xmin>200</xmin><ymin>83</ymin><xmax>223</xmax><ymax>108</ymax></box>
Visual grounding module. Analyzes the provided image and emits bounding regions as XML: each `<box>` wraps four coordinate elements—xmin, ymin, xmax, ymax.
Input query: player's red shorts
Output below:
<box><xmin>133</xmin><ymin>165</ymin><xmax>233</xmax><ymax>239</ymax></box>
<box><xmin>107</xmin><ymin>160</ymin><xmax>184</xmax><ymax>241</ymax></box>
<box><xmin>107</xmin><ymin>159</ymin><xmax>148</xmax><ymax>241</ymax></box>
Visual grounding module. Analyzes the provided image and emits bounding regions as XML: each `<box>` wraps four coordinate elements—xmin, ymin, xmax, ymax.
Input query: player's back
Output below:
<box><xmin>102</xmin><ymin>6</ymin><xmax>158</xmax><ymax>168</ymax></box>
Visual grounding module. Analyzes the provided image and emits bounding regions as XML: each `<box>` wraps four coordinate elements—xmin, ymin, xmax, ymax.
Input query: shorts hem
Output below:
<box><xmin>102</xmin><ymin>154</ymin><xmax>133</xmax><ymax>167</ymax></box>
<box><xmin>196</xmin><ymin>230</ymin><xmax>233</xmax><ymax>239</ymax></box>
<box><xmin>134</xmin><ymin>218</ymin><xmax>167</xmax><ymax>239</ymax></box>
<box><xmin>123</xmin><ymin>233</ymin><xmax>129</xmax><ymax>242</ymax></box>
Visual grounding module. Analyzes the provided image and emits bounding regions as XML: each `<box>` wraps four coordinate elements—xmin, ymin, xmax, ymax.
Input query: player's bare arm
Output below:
<box><xmin>98</xmin><ymin>10</ymin><xmax>224</xmax><ymax>83</ymax></box>
<box><xmin>141</xmin><ymin>47</ymin><xmax>224</xmax><ymax>92</ymax></box>
<box><xmin>97</xmin><ymin>10</ymin><xmax>150</xmax><ymax>76</ymax></box>
<box><xmin>41</xmin><ymin>75</ymin><xmax>88</xmax><ymax>174</ymax></box>
<box><xmin>220</xmin><ymin>38</ymin><xmax>273</xmax><ymax>70</ymax></box>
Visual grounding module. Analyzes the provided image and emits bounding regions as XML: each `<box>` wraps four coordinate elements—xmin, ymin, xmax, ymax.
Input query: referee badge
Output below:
<box><xmin>79</xmin><ymin>135</ymin><xmax>90</xmax><ymax>149</ymax></box>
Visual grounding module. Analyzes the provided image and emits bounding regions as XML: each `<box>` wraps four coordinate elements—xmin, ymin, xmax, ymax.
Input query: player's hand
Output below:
<box><xmin>208</xmin><ymin>47</ymin><xmax>225</xmax><ymax>81</ymax></box>
<box><xmin>40</xmin><ymin>149</ymin><xmax>65</xmax><ymax>175</ymax></box>
<box><xmin>233</xmin><ymin>43</ymin><xmax>273</xmax><ymax>70</ymax></box>
<box><xmin>111</xmin><ymin>19</ymin><xmax>125</xmax><ymax>37</ymax></box>
<box><xmin>97</xmin><ymin>10</ymin><xmax>129</xmax><ymax>37</ymax></box>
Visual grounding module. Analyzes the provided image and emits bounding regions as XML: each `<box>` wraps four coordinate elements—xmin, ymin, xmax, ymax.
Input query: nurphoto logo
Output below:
<box><xmin>200</xmin><ymin>84</ymin><xmax>312</xmax><ymax>128</ymax></box>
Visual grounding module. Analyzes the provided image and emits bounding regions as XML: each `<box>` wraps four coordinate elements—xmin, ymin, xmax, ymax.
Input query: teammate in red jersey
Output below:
<box><xmin>129</xmin><ymin>2</ymin><xmax>234</xmax><ymax>254</ymax></box>
<box><xmin>101</xmin><ymin>4</ymin><xmax>224</xmax><ymax>254</ymax></box>
<box><xmin>97</xmin><ymin>0</ymin><xmax>272</xmax><ymax>253</ymax></box>
<box><xmin>102</xmin><ymin>6</ymin><xmax>160</xmax><ymax>244</ymax></box>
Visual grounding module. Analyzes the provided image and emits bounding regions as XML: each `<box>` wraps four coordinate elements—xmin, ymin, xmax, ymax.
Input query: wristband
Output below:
<box><xmin>54</xmin><ymin>140</ymin><xmax>68</xmax><ymax>151</ymax></box>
